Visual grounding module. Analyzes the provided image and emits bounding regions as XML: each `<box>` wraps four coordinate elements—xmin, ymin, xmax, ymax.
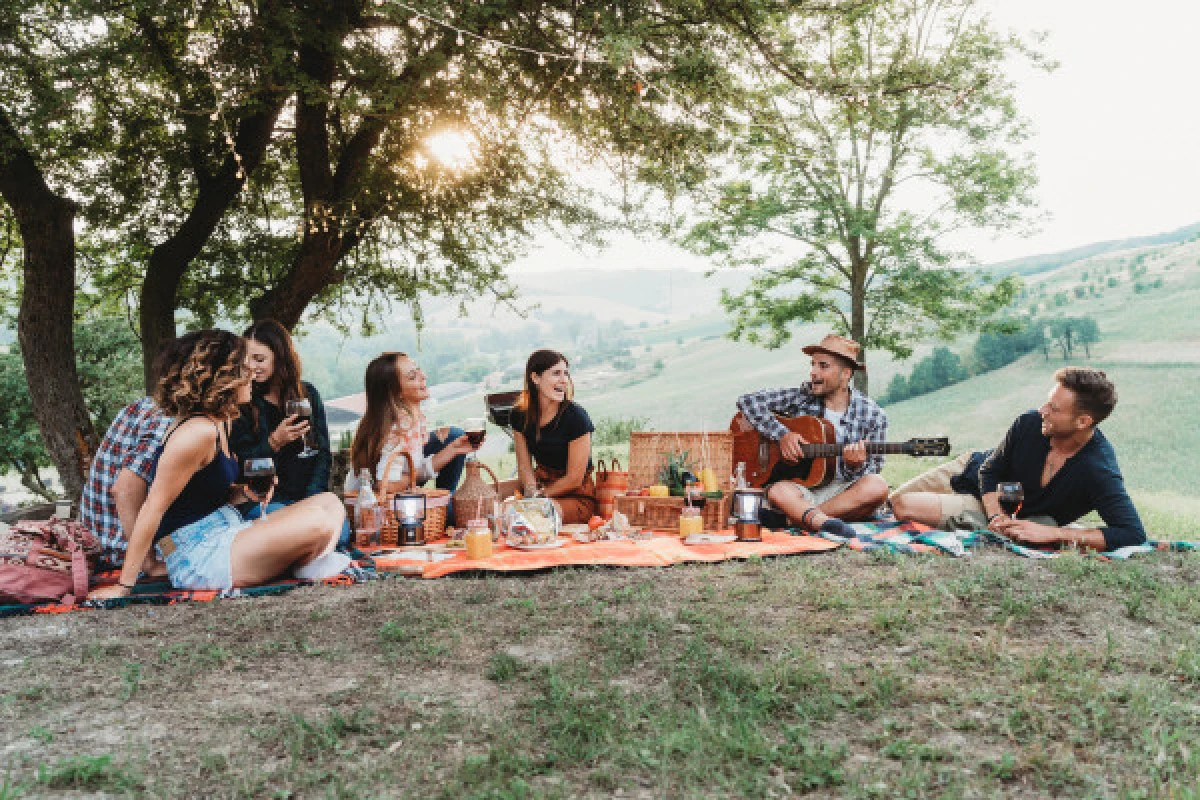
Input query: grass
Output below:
<box><xmin>5</xmin><ymin>551</ymin><xmax>1200</xmax><ymax>796</ymax></box>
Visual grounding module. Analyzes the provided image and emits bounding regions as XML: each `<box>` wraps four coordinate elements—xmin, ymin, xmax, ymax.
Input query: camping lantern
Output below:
<box><xmin>731</xmin><ymin>488</ymin><xmax>765</xmax><ymax>542</ymax></box>
<box><xmin>392</xmin><ymin>492</ymin><xmax>427</xmax><ymax>546</ymax></box>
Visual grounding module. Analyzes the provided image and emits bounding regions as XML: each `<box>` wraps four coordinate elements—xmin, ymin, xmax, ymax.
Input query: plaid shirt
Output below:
<box><xmin>735</xmin><ymin>383</ymin><xmax>889</xmax><ymax>481</ymax></box>
<box><xmin>80</xmin><ymin>397</ymin><xmax>171</xmax><ymax>567</ymax></box>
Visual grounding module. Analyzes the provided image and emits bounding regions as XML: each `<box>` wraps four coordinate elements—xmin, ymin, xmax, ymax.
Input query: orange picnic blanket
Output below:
<box><xmin>368</xmin><ymin>530</ymin><xmax>841</xmax><ymax>579</ymax></box>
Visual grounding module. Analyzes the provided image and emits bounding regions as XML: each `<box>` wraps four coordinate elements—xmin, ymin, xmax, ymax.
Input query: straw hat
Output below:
<box><xmin>802</xmin><ymin>333</ymin><xmax>866</xmax><ymax>371</ymax></box>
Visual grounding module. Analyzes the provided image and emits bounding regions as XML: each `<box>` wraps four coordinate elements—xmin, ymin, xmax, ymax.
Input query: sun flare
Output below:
<box><xmin>422</xmin><ymin>129</ymin><xmax>477</xmax><ymax>170</ymax></box>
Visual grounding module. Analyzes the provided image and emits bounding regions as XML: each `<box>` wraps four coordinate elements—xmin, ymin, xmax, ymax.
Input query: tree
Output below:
<box><xmin>685</xmin><ymin>0</ymin><xmax>1041</xmax><ymax>392</ymax></box>
<box><xmin>0</xmin><ymin>318</ymin><xmax>143</xmax><ymax>500</ymax></box>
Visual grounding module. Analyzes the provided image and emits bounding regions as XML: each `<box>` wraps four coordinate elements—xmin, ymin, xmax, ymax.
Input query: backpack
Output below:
<box><xmin>0</xmin><ymin>518</ymin><xmax>103</xmax><ymax>606</ymax></box>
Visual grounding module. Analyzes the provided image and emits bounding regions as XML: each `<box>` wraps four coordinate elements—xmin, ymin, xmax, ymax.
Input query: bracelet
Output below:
<box><xmin>987</xmin><ymin>513</ymin><xmax>1002</xmax><ymax>524</ymax></box>
<box><xmin>118</xmin><ymin>580</ymin><xmax>136</xmax><ymax>591</ymax></box>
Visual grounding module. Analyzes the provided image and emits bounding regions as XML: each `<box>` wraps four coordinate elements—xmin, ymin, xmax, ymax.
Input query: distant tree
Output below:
<box><xmin>686</xmin><ymin>0</ymin><xmax>1040</xmax><ymax>393</ymax></box>
<box><xmin>882</xmin><ymin>373</ymin><xmax>910</xmax><ymax>405</ymax></box>
<box><xmin>1074</xmin><ymin>316</ymin><xmax>1099</xmax><ymax>358</ymax></box>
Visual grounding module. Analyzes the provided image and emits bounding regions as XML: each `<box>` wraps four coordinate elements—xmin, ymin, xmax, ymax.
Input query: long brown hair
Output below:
<box><xmin>154</xmin><ymin>330</ymin><xmax>248</xmax><ymax>421</ymax></box>
<box><xmin>244</xmin><ymin>318</ymin><xmax>307</xmax><ymax>410</ymax></box>
<box><xmin>514</xmin><ymin>349</ymin><xmax>572</xmax><ymax>442</ymax></box>
<box><xmin>349</xmin><ymin>352</ymin><xmax>422</xmax><ymax>472</ymax></box>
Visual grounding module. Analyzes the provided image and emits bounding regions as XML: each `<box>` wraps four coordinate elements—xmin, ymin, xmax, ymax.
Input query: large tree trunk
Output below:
<box><xmin>137</xmin><ymin>99</ymin><xmax>286</xmax><ymax>388</ymax></box>
<box><xmin>0</xmin><ymin>108</ymin><xmax>96</xmax><ymax>502</ymax></box>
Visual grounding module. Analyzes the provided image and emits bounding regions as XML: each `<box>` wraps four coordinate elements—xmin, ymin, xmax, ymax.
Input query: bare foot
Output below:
<box><xmin>140</xmin><ymin>553</ymin><xmax>168</xmax><ymax>579</ymax></box>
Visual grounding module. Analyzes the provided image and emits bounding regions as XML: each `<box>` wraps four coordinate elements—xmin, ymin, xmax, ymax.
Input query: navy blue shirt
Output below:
<box><xmin>511</xmin><ymin>402</ymin><xmax>594</xmax><ymax>473</ymax></box>
<box><xmin>977</xmin><ymin>410</ymin><xmax>1145</xmax><ymax>551</ymax></box>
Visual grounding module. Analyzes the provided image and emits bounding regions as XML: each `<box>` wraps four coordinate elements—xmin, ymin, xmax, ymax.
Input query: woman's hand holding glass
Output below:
<box><xmin>268</xmin><ymin>413</ymin><xmax>310</xmax><ymax>451</ymax></box>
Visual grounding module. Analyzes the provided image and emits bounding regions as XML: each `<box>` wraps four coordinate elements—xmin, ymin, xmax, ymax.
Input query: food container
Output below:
<box><xmin>501</xmin><ymin>497</ymin><xmax>560</xmax><ymax>546</ymax></box>
<box><xmin>465</xmin><ymin>519</ymin><xmax>493</xmax><ymax>559</ymax></box>
<box><xmin>678</xmin><ymin>507</ymin><xmax>704</xmax><ymax>537</ymax></box>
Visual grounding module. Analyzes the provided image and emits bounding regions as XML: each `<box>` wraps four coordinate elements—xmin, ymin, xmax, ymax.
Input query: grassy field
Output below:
<box><xmin>3</xmin><ymin>243</ymin><xmax>1199</xmax><ymax>797</ymax></box>
<box><xmin>5</xmin><ymin>550</ymin><xmax>1200</xmax><ymax>797</ymax></box>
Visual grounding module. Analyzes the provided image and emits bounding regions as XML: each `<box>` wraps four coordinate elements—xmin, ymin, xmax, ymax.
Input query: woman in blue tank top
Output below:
<box><xmin>89</xmin><ymin>330</ymin><xmax>347</xmax><ymax>599</ymax></box>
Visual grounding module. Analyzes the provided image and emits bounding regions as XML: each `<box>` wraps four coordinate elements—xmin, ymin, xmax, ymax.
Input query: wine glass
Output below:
<box><xmin>286</xmin><ymin>398</ymin><xmax>318</xmax><ymax>459</ymax></box>
<box><xmin>997</xmin><ymin>482</ymin><xmax>1024</xmax><ymax>519</ymax></box>
<box><xmin>243</xmin><ymin>457</ymin><xmax>276</xmax><ymax>521</ymax></box>
<box><xmin>464</xmin><ymin>417</ymin><xmax>486</xmax><ymax>460</ymax></box>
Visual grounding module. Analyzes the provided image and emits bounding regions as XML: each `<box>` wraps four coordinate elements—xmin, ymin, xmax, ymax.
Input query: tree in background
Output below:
<box><xmin>686</xmin><ymin>0</ymin><xmax>1045</xmax><ymax>391</ymax></box>
<box><xmin>0</xmin><ymin>319</ymin><xmax>143</xmax><ymax>500</ymax></box>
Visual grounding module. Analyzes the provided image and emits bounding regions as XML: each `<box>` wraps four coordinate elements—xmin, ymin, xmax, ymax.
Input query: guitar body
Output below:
<box><xmin>730</xmin><ymin>413</ymin><xmax>839</xmax><ymax>489</ymax></box>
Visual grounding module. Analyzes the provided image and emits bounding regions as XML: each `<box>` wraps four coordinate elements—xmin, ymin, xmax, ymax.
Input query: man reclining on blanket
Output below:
<box><xmin>890</xmin><ymin>367</ymin><xmax>1146</xmax><ymax>552</ymax></box>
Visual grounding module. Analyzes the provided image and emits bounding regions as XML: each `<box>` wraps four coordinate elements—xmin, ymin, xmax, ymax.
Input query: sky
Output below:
<box><xmin>512</xmin><ymin>0</ymin><xmax>1200</xmax><ymax>273</ymax></box>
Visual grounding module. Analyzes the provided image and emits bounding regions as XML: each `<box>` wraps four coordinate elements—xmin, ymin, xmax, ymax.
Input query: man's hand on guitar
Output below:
<box><xmin>842</xmin><ymin>439</ymin><xmax>868</xmax><ymax>469</ymax></box>
<box><xmin>779</xmin><ymin>431</ymin><xmax>809</xmax><ymax>463</ymax></box>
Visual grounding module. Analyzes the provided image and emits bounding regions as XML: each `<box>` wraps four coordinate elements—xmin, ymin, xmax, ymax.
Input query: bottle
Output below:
<box><xmin>355</xmin><ymin>468</ymin><xmax>380</xmax><ymax>548</ymax></box>
<box><xmin>733</xmin><ymin>462</ymin><xmax>748</xmax><ymax>490</ymax></box>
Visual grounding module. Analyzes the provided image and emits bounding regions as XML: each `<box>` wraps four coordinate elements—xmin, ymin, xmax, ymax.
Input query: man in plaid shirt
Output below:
<box><xmin>736</xmin><ymin>333</ymin><xmax>889</xmax><ymax>538</ymax></box>
<box><xmin>80</xmin><ymin>396</ymin><xmax>171</xmax><ymax>570</ymax></box>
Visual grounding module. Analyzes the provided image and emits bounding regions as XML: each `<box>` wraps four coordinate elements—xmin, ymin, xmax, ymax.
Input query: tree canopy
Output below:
<box><xmin>684</xmin><ymin>0</ymin><xmax>1047</xmax><ymax>390</ymax></box>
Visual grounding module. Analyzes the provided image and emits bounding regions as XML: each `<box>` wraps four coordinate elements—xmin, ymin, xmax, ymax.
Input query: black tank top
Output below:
<box><xmin>152</xmin><ymin>419</ymin><xmax>240</xmax><ymax>541</ymax></box>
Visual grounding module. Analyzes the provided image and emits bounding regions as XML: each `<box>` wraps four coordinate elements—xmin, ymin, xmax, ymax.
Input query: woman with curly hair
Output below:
<box><xmin>89</xmin><ymin>330</ymin><xmax>347</xmax><ymax>600</ymax></box>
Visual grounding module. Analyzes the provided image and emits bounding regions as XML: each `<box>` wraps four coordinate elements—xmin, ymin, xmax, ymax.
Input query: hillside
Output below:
<box><xmin>434</xmin><ymin>234</ymin><xmax>1200</xmax><ymax>536</ymax></box>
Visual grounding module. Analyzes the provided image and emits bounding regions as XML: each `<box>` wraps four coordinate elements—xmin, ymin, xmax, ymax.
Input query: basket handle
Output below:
<box><xmin>596</xmin><ymin>458</ymin><xmax>608</xmax><ymax>479</ymax></box>
<box><xmin>476</xmin><ymin>461</ymin><xmax>500</xmax><ymax>493</ymax></box>
<box><xmin>609</xmin><ymin>457</ymin><xmax>623</xmax><ymax>472</ymax></box>
<box><xmin>378</xmin><ymin>448</ymin><xmax>415</xmax><ymax>506</ymax></box>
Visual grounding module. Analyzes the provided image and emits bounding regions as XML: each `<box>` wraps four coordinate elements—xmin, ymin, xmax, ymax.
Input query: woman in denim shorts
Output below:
<box><xmin>90</xmin><ymin>330</ymin><xmax>347</xmax><ymax>600</ymax></box>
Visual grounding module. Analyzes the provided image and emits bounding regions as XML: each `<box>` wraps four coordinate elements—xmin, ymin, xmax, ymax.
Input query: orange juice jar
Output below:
<box><xmin>679</xmin><ymin>507</ymin><xmax>704</xmax><ymax>538</ymax></box>
<box><xmin>465</xmin><ymin>519</ymin><xmax>493</xmax><ymax>559</ymax></box>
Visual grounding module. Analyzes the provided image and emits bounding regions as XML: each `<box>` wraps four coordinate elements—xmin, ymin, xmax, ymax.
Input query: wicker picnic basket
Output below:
<box><xmin>613</xmin><ymin>494</ymin><xmax>732</xmax><ymax>532</ymax></box>
<box><xmin>594</xmin><ymin>457</ymin><xmax>630</xmax><ymax>520</ymax></box>
<box><xmin>627</xmin><ymin>431</ymin><xmax>735</xmax><ymax>489</ymax></box>
<box><xmin>377</xmin><ymin>449</ymin><xmax>450</xmax><ymax>545</ymax></box>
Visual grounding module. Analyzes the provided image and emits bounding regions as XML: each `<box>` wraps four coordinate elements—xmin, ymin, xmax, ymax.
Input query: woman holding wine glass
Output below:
<box><xmin>510</xmin><ymin>349</ymin><xmax>598</xmax><ymax>524</ymax></box>
<box><xmin>349</xmin><ymin>352</ymin><xmax>479</xmax><ymax>494</ymax></box>
<box><xmin>88</xmin><ymin>329</ymin><xmax>347</xmax><ymax>600</ymax></box>
<box><xmin>232</xmin><ymin>319</ymin><xmax>338</xmax><ymax>526</ymax></box>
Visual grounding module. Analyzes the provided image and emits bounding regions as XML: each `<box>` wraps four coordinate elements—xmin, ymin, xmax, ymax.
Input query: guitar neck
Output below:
<box><xmin>800</xmin><ymin>442</ymin><xmax>908</xmax><ymax>457</ymax></box>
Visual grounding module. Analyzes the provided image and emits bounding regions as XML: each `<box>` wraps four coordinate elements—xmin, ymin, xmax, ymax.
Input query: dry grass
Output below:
<box><xmin>4</xmin><ymin>549</ymin><xmax>1200</xmax><ymax>798</ymax></box>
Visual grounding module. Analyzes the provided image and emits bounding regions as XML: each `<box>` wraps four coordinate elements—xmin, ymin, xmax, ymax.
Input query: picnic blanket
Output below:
<box><xmin>374</xmin><ymin>529</ymin><xmax>841</xmax><ymax>579</ymax></box>
<box><xmin>815</xmin><ymin>521</ymin><xmax>1200</xmax><ymax>561</ymax></box>
<box><xmin>0</xmin><ymin>561</ymin><xmax>378</xmax><ymax>619</ymax></box>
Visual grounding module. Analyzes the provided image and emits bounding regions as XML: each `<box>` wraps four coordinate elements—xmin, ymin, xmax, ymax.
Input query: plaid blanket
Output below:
<box><xmin>812</xmin><ymin>521</ymin><xmax>1199</xmax><ymax>560</ymax></box>
<box><xmin>0</xmin><ymin>561</ymin><xmax>377</xmax><ymax>619</ymax></box>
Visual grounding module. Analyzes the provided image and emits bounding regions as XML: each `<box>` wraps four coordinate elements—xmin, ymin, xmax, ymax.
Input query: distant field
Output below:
<box><xmin>440</xmin><ymin>236</ymin><xmax>1200</xmax><ymax>538</ymax></box>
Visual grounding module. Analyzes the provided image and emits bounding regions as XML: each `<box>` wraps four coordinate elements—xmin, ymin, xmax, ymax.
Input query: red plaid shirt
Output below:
<box><xmin>80</xmin><ymin>397</ymin><xmax>170</xmax><ymax>567</ymax></box>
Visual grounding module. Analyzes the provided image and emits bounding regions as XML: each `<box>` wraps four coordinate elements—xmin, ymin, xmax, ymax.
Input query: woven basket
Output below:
<box><xmin>613</xmin><ymin>494</ymin><xmax>731</xmax><ymax>533</ymax></box>
<box><xmin>627</xmin><ymin>431</ymin><xmax>735</xmax><ymax>490</ymax></box>
<box><xmin>377</xmin><ymin>449</ymin><xmax>449</xmax><ymax>545</ymax></box>
<box><xmin>594</xmin><ymin>458</ymin><xmax>630</xmax><ymax>520</ymax></box>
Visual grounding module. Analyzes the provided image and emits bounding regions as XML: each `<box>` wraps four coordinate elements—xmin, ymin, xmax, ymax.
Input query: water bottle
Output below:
<box><xmin>355</xmin><ymin>468</ymin><xmax>380</xmax><ymax>547</ymax></box>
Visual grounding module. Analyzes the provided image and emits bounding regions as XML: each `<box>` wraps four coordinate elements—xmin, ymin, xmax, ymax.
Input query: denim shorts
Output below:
<box><xmin>156</xmin><ymin>505</ymin><xmax>253</xmax><ymax>591</ymax></box>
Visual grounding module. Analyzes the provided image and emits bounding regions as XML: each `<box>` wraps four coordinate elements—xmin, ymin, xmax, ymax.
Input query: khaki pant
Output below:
<box><xmin>890</xmin><ymin>453</ymin><xmax>988</xmax><ymax>530</ymax></box>
<box><xmin>534</xmin><ymin>465</ymin><xmax>597</xmax><ymax>525</ymax></box>
<box><xmin>891</xmin><ymin>454</ymin><xmax>1056</xmax><ymax>531</ymax></box>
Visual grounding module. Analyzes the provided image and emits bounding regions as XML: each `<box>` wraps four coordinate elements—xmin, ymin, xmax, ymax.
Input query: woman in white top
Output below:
<box><xmin>349</xmin><ymin>352</ymin><xmax>477</xmax><ymax>491</ymax></box>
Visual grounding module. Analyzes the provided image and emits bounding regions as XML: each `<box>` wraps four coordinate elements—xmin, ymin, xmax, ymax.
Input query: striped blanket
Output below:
<box><xmin>813</xmin><ymin>521</ymin><xmax>1198</xmax><ymax>560</ymax></box>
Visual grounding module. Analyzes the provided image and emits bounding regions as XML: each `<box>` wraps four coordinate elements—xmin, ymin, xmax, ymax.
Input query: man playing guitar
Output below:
<box><xmin>735</xmin><ymin>333</ymin><xmax>889</xmax><ymax>538</ymax></box>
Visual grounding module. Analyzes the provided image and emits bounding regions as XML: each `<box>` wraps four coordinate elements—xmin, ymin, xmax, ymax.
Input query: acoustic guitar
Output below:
<box><xmin>729</xmin><ymin>412</ymin><xmax>950</xmax><ymax>489</ymax></box>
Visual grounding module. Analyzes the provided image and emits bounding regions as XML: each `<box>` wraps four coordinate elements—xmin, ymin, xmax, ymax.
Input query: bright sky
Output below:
<box><xmin>513</xmin><ymin>0</ymin><xmax>1200</xmax><ymax>272</ymax></box>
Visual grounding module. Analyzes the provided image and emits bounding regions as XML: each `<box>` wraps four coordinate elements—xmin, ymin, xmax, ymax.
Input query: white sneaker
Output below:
<box><xmin>293</xmin><ymin>551</ymin><xmax>352</xmax><ymax>581</ymax></box>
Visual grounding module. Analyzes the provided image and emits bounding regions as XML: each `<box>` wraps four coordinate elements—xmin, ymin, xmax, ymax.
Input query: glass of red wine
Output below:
<box><xmin>243</xmin><ymin>457</ymin><xmax>276</xmax><ymax>521</ymax></box>
<box><xmin>286</xmin><ymin>398</ymin><xmax>318</xmax><ymax>459</ymax></box>
<box><xmin>997</xmin><ymin>482</ymin><xmax>1024</xmax><ymax>519</ymax></box>
<box><xmin>464</xmin><ymin>417</ymin><xmax>486</xmax><ymax>460</ymax></box>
